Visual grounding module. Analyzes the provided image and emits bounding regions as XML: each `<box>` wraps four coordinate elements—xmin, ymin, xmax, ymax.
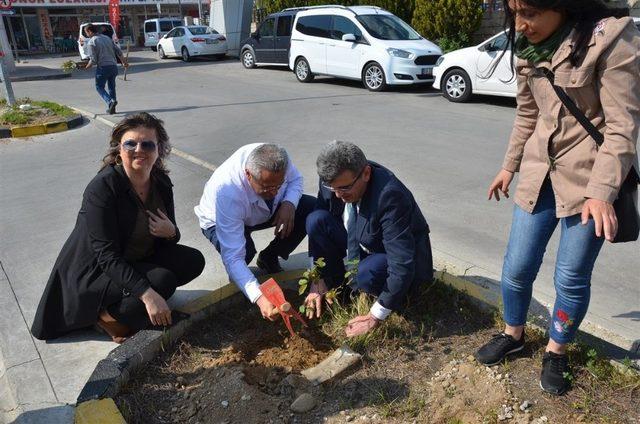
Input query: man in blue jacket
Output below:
<box><xmin>305</xmin><ymin>141</ymin><xmax>433</xmax><ymax>337</ymax></box>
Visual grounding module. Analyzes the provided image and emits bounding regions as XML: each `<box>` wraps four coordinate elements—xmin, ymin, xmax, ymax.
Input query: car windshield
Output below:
<box><xmin>188</xmin><ymin>26</ymin><xmax>218</xmax><ymax>35</ymax></box>
<box><xmin>356</xmin><ymin>14</ymin><xmax>421</xmax><ymax>40</ymax></box>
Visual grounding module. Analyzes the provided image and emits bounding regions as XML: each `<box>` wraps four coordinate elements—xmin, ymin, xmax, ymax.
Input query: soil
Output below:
<box><xmin>0</xmin><ymin>104</ymin><xmax>72</xmax><ymax>127</ymax></box>
<box><xmin>116</xmin><ymin>283</ymin><xmax>640</xmax><ymax>424</ymax></box>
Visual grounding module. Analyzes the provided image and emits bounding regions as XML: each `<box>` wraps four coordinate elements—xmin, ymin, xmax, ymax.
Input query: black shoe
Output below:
<box><xmin>256</xmin><ymin>252</ymin><xmax>283</xmax><ymax>274</ymax></box>
<box><xmin>108</xmin><ymin>100</ymin><xmax>117</xmax><ymax>114</ymax></box>
<box><xmin>540</xmin><ymin>351</ymin><xmax>570</xmax><ymax>395</ymax></box>
<box><xmin>475</xmin><ymin>332</ymin><xmax>525</xmax><ymax>365</ymax></box>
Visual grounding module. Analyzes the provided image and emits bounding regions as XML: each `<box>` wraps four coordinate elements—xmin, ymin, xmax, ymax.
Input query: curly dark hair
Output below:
<box><xmin>101</xmin><ymin>112</ymin><xmax>171</xmax><ymax>175</ymax></box>
<box><xmin>488</xmin><ymin>0</ymin><xmax>628</xmax><ymax>77</ymax></box>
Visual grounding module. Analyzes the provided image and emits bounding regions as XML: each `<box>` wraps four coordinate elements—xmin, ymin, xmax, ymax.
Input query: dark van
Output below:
<box><xmin>239</xmin><ymin>9</ymin><xmax>298</xmax><ymax>68</ymax></box>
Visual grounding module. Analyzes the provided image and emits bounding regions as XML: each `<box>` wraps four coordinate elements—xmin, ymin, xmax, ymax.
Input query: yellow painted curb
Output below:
<box><xmin>11</xmin><ymin>124</ymin><xmax>47</xmax><ymax>137</ymax></box>
<box><xmin>45</xmin><ymin>121</ymin><xmax>69</xmax><ymax>134</ymax></box>
<box><xmin>75</xmin><ymin>398</ymin><xmax>126</xmax><ymax>424</ymax></box>
<box><xmin>435</xmin><ymin>269</ymin><xmax>499</xmax><ymax>307</ymax></box>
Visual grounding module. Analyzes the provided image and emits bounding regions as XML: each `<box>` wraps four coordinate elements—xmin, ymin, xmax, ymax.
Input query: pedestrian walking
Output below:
<box><xmin>475</xmin><ymin>0</ymin><xmax>639</xmax><ymax>395</ymax></box>
<box><xmin>84</xmin><ymin>24</ymin><xmax>129</xmax><ymax>114</ymax></box>
<box><xmin>30</xmin><ymin>113</ymin><xmax>205</xmax><ymax>343</ymax></box>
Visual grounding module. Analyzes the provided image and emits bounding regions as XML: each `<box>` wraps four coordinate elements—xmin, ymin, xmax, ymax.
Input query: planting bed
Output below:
<box><xmin>116</xmin><ymin>282</ymin><xmax>639</xmax><ymax>424</ymax></box>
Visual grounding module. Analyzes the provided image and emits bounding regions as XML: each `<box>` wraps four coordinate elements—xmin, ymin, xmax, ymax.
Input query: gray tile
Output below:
<box><xmin>0</xmin><ymin>278</ymin><xmax>39</xmax><ymax>369</ymax></box>
<box><xmin>5</xmin><ymin>359</ymin><xmax>57</xmax><ymax>405</ymax></box>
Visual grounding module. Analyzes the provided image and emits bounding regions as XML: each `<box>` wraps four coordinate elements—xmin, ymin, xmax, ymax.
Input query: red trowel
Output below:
<box><xmin>259</xmin><ymin>278</ymin><xmax>307</xmax><ymax>337</ymax></box>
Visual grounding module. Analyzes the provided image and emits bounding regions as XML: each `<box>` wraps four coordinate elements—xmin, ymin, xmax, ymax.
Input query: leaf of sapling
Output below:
<box><xmin>299</xmin><ymin>305</ymin><xmax>306</xmax><ymax>314</ymax></box>
<box><xmin>315</xmin><ymin>258</ymin><xmax>326</xmax><ymax>268</ymax></box>
<box><xmin>299</xmin><ymin>278</ymin><xmax>308</xmax><ymax>286</ymax></box>
<box><xmin>298</xmin><ymin>284</ymin><xmax>307</xmax><ymax>295</ymax></box>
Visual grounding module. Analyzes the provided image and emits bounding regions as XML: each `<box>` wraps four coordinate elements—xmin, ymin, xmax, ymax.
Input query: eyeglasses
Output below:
<box><xmin>254</xmin><ymin>180</ymin><xmax>284</xmax><ymax>194</ymax></box>
<box><xmin>121</xmin><ymin>140</ymin><xmax>157</xmax><ymax>152</ymax></box>
<box><xmin>322</xmin><ymin>167</ymin><xmax>365</xmax><ymax>193</ymax></box>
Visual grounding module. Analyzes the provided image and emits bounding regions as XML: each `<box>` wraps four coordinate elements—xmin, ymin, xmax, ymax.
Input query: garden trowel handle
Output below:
<box><xmin>279</xmin><ymin>302</ymin><xmax>291</xmax><ymax>313</ymax></box>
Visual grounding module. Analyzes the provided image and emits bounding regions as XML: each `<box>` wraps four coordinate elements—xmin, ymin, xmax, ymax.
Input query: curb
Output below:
<box><xmin>0</xmin><ymin>114</ymin><xmax>84</xmax><ymax>138</ymax></box>
<box><xmin>10</xmin><ymin>72</ymin><xmax>72</xmax><ymax>82</ymax></box>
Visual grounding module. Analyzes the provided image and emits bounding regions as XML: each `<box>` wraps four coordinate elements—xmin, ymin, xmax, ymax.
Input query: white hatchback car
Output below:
<box><xmin>157</xmin><ymin>26</ymin><xmax>228</xmax><ymax>62</ymax></box>
<box><xmin>289</xmin><ymin>5</ymin><xmax>442</xmax><ymax>91</ymax></box>
<box><xmin>433</xmin><ymin>31</ymin><xmax>516</xmax><ymax>103</ymax></box>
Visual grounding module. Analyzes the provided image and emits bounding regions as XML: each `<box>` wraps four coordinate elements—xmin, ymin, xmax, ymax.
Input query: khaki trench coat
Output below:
<box><xmin>503</xmin><ymin>17</ymin><xmax>640</xmax><ymax>218</ymax></box>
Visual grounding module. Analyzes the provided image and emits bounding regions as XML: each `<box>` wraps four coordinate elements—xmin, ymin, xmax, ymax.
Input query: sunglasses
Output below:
<box><xmin>121</xmin><ymin>140</ymin><xmax>157</xmax><ymax>152</ymax></box>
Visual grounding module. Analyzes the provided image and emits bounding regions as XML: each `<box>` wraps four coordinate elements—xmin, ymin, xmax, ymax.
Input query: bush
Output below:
<box><xmin>437</xmin><ymin>32</ymin><xmax>470</xmax><ymax>53</ymax></box>
<box><xmin>412</xmin><ymin>0</ymin><xmax>483</xmax><ymax>48</ymax></box>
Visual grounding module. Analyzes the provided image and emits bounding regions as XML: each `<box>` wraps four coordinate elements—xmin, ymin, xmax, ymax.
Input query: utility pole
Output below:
<box><xmin>0</xmin><ymin>13</ymin><xmax>16</xmax><ymax>105</ymax></box>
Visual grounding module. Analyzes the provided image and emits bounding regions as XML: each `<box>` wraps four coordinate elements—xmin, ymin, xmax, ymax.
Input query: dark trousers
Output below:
<box><xmin>102</xmin><ymin>244</ymin><xmax>205</xmax><ymax>331</ymax></box>
<box><xmin>202</xmin><ymin>194</ymin><xmax>316</xmax><ymax>263</ymax></box>
<box><xmin>95</xmin><ymin>65</ymin><xmax>118</xmax><ymax>106</ymax></box>
<box><xmin>306</xmin><ymin>209</ymin><xmax>433</xmax><ymax>304</ymax></box>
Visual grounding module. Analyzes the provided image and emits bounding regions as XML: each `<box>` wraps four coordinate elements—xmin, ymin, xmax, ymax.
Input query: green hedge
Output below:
<box><xmin>412</xmin><ymin>0</ymin><xmax>483</xmax><ymax>49</ymax></box>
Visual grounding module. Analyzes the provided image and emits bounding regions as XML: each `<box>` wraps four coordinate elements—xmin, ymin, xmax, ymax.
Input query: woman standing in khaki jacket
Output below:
<box><xmin>474</xmin><ymin>0</ymin><xmax>639</xmax><ymax>395</ymax></box>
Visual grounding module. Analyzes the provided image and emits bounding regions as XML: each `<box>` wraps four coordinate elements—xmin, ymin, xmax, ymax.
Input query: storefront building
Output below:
<box><xmin>3</xmin><ymin>0</ymin><xmax>210</xmax><ymax>54</ymax></box>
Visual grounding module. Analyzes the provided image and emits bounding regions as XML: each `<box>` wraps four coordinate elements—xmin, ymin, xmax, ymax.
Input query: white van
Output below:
<box><xmin>289</xmin><ymin>5</ymin><xmax>442</xmax><ymax>91</ymax></box>
<box><xmin>144</xmin><ymin>18</ymin><xmax>183</xmax><ymax>51</ymax></box>
<box><xmin>78</xmin><ymin>22</ymin><xmax>119</xmax><ymax>60</ymax></box>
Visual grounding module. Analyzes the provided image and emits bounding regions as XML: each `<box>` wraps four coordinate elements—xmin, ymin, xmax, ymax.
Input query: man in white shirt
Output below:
<box><xmin>303</xmin><ymin>141</ymin><xmax>433</xmax><ymax>337</ymax></box>
<box><xmin>195</xmin><ymin>143</ymin><xmax>315</xmax><ymax>319</ymax></box>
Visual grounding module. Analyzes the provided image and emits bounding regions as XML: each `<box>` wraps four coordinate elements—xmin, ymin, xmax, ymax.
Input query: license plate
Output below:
<box><xmin>206</xmin><ymin>39</ymin><xmax>218</xmax><ymax>44</ymax></box>
<box><xmin>421</xmin><ymin>68</ymin><xmax>432</xmax><ymax>76</ymax></box>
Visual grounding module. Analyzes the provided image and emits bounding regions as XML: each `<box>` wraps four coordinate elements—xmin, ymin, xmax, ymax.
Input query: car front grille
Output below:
<box><xmin>414</xmin><ymin>55</ymin><xmax>441</xmax><ymax>66</ymax></box>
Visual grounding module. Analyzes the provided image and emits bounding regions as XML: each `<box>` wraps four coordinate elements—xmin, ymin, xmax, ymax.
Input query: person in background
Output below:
<box><xmin>31</xmin><ymin>113</ymin><xmax>205</xmax><ymax>343</ymax></box>
<box><xmin>85</xmin><ymin>23</ymin><xmax>128</xmax><ymax>115</ymax></box>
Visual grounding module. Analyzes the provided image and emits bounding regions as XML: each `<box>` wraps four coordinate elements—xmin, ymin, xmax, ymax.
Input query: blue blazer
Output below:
<box><xmin>316</xmin><ymin>161</ymin><xmax>432</xmax><ymax>309</ymax></box>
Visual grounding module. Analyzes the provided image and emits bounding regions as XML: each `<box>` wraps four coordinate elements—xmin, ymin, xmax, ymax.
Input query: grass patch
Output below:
<box><xmin>31</xmin><ymin>100</ymin><xmax>75</xmax><ymax>117</ymax></box>
<box><xmin>0</xmin><ymin>98</ymin><xmax>75</xmax><ymax>126</ymax></box>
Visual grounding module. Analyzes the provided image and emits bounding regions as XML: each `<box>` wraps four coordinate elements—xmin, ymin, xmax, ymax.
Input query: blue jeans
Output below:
<box><xmin>95</xmin><ymin>65</ymin><xmax>118</xmax><ymax>106</ymax></box>
<box><xmin>502</xmin><ymin>180</ymin><xmax>604</xmax><ymax>344</ymax></box>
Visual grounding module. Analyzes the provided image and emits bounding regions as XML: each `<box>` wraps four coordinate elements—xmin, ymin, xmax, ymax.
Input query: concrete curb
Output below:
<box><xmin>0</xmin><ymin>114</ymin><xmax>84</xmax><ymax>138</ymax></box>
<box><xmin>10</xmin><ymin>72</ymin><xmax>72</xmax><ymax>83</ymax></box>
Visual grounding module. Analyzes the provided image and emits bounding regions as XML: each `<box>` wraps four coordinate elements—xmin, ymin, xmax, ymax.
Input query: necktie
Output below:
<box><xmin>346</xmin><ymin>202</ymin><xmax>359</xmax><ymax>261</ymax></box>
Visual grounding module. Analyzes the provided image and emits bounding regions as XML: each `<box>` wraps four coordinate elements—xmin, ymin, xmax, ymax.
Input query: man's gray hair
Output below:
<box><xmin>316</xmin><ymin>140</ymin><xmax>367</xmax><ymax>183</ymax></box>
<box><xmin>246</xmin><ymin>143</ymin><xmax>289</xmax><ymax>178</ymax></box>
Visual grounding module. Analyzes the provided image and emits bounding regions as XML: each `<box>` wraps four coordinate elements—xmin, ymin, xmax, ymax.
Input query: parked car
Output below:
<box><xmin>157</xmin><ymin>26</ymin><xmax>228</xmax><ymax>62</ymax></box>
<box><xmin>78</xmin><ymin>22</ymin><xmax>119</xmax><ymax>60</ymax></box>
<box><xmin>634</xmin><ymin>17</ymin><xmax>640</xmax><ymax>31</ymax></box>
<box><xmin>240</xmin><ymin>9</ymin><xmax>298</xmax><ymax>69</ymax></box>
<box><xmin>433</xmin><ymin>31</ymin><xmax>516</xmax><ymax>103</ymax></box>
<box><xmin>289</xmin><ymin>5</ymin><xmax>442</xmax><ymax>91</ymax></box>
<box><xmin>144</xmin><ymin>18</ymin><xmax>183</xmax><ymax>51</ymax></box>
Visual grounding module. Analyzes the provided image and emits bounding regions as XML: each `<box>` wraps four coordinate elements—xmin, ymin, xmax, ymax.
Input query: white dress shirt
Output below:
<box><xmin>342</xmin><ymin>203</ymin><xmax>392</xmax><ymax>321</ymax></box>
<box><xmin>194</xmin><ymin>143</ymin><xmax>303</xmax><ymax>303</ymax></box>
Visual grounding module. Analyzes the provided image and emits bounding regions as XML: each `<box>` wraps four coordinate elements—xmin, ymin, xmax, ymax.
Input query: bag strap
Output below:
<box><xmin>539</xmin><ymin>67</ymin><xmax>604</xmax><ymax>147</ymax></box>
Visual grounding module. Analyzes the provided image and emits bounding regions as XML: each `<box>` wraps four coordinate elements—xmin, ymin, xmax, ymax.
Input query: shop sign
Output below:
<box><xmin>0</xmin><ymin>0</ymin><xmax>15</xmax><ymax>13</ymax></box>
<box><xmin>12</xmin><ymin>0</ymin><xmax>206</xmax><ymax>6</ymax></box>
<box><xmin>108</xmin><ymin>0</ymin><xmax>119</xmax><ymax>32</ymax></box>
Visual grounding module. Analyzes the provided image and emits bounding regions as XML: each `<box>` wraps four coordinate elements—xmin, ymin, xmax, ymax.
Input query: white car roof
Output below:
<box><xmin>296</xmin><ymin>5</ymin><xmax>391</xmax><ymax>16</ymax></box>
<box><xmin>80</xmin><ymin>22</ymin><xmax>112</xmax><ymax>28</ymax></box>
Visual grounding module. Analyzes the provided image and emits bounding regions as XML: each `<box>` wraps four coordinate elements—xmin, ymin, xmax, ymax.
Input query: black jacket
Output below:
<box><xmin>30</xmin><ymin>165</ymin><xmax>180</xmax><ymax>340</ymax></box>
<box><xmin>316</xmin><ymin>162</ymin><xmax>432</xmax><ymax>310</ymax></box>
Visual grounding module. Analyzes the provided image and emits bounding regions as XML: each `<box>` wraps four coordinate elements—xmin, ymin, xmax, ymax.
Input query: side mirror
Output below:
<box><xmin>342</xmin><ymin>33</ymin><xmax>356</xmax><ymax>42</ymax></box>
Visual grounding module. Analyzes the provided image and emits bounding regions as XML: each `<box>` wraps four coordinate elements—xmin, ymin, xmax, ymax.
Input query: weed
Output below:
<box><xmin>1</xmin><ymin>110</ymin><xmax>31</xmax><ymax>125</ymax></box>
<box><xmin>61</xmin><ymin>60</ymin><xmax>76</xmax><ymax>73</ymax></box>
<box><xmin>32</xmin><ymin>101</ymin><xmax>75</xmax><ymax>117</ymax></box>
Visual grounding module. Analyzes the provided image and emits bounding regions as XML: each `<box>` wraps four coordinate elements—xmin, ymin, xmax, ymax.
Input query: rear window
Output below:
<box><xmin>159</xmin><ymin>21</ymin><xmax>174</xmax><ymax>32</ymax></box>
<box><xmin>276</xmin><ymin>15</ymin><xmax>292</xmax><ymax>37</ymax></box>
<box><xmin>188</xmin><ymin>26</ymin><xmax>218</xmax><ymax>35</ymax></box>
<box><xmin>296</xmin><ymin>15</ymin><xmax>331</xmax><ymax>38</ymax></box>
<box><xmin>144</xmin><ymin>22</ymin><xmax>156</xmax><ymax>33</ymax></box>
<box><xmin>82</xmin><ymin>24</ymin><xmax>114</xmax><ymax>38</ymax></box>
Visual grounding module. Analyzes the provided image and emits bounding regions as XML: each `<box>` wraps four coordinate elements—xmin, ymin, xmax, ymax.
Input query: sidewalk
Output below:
<box><xmin>8</xmin><ymin>56</ymin><xmax>75</xmax><ymax>82</ymax></box>
<box><xmin>0</xmin><ymin>119</ymin><xmax>309</xmax><ymax>423</ymax></box>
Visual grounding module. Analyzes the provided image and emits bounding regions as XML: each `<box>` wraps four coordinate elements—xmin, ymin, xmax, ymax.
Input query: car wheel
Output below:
<box><xmin>151</xmin><ymin>46</ymin><xmax>157</xmax><ymax>52</ymax></box>
<box><xmin>294</xmin><ymin>57</ymin><xmax>314</xmax><ymax>83</ymax></box>
<box><xmin>442</xmin><ymin>69</ymin><xmax>472</xmax><ymax>103</ymax></box>
<box><xmin>181</xmin><ymin>47</ymin><xmax>191</xmax><ymax>62</ymax></box>
<box><xmin>241</xmin><ymin>49</ymin><xmax>256</xmax><ymax>68</ymax></box>
<box><xmin>158</xmin><ymin>45</ymin><xmax>166</xmax><ymax>59</ymax></box>
<box><xmin>362</xmin><ymin>62</ymin><xmax>387</xmax><ymax>92</ymax></box>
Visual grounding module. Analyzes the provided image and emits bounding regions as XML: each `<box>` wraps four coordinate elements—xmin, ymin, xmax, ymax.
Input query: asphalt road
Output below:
<box><xmin>7</xmin><ymin>50</ymin><xmax>640</xmax><ymax>347</ymax></box>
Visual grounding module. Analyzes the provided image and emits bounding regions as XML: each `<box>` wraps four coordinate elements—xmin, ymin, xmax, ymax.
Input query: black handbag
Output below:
<box><xmin>541</xmin><ymin>68</ymin><xmax>639</xmax><ymax>243</ymax></box>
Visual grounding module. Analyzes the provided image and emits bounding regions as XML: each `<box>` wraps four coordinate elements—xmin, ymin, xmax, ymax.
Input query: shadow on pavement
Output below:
<box><xmin>11</xmin><ymin>405</ymin><xmax>74</xmax><ymax>424</ymax></box>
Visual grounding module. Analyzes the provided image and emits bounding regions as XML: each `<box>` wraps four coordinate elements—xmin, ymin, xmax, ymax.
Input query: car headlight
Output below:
<box><xmin>435</xmin><ymin>56</ymin><xmax>445</xmax><ymax>66</ymax></box>
<box><xmin>386</xmin><ymin>48</ymin><xmax>415</xmax><ymax>59</ymax></box>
